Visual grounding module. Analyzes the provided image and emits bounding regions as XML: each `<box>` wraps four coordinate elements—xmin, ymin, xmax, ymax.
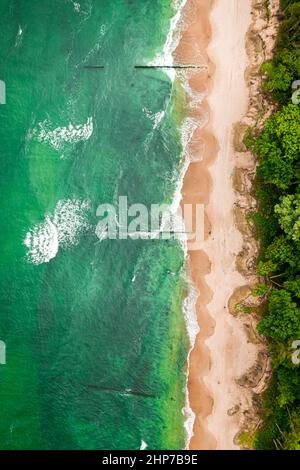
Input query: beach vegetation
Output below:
<box><xmin>252</xmin><ymin>283</ymin><xmax>269</xmax><ymax>298</ymax></box>
<box><xmin>235</xmin><ymin>302</ymin><xmax>253</xmax><ymax>314</ymax></box>
<box><xmin>237</xmin><ymin>429</ymin><xmax>257</xmax><ymax>448</ymax></box>
<box><xmin>246</xmin><ymin>0</ymin><xmax>300</xmax><ymax>450</ymax></box>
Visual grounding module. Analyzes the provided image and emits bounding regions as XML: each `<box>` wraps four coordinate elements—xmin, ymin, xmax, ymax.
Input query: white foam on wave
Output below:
<box><xmin>155</xmin><ymin>0</ymin><xmax>204</xmax><ymax>450</ymax></box>
<box><xmin>73</xmin><ymin>1</ymin><xmax>80</xmax><ymax>13</ymax></box>
<box><xmin>14</xmin><ymin>24</ymin><xmax>23</xmax><ymax>48</ymax></box>
<box><xmin>149</xmin><ymin>0</ymin><xmax>188</xmax><ymax>82</ymax></box>
<box><xmin>165</xmin><ymin>114</ymin><xmax>201</xmax><ymax>450</ymax></box>
<box><xmin>29</xmin><ymin>117</ymin><xmax>93</xmax><ymax>151</ymax></box>
<box><xmin>99</xmin><ymin>24</ymin><xmax>106</xmax><ymax>37</ymax></box>
<box><xmin>180</xmin><ymin>71</ymin><xmax>207</xmax><ymax>110</ymax></box>
<box><xmin>171</xmin><ymin>141</ymin><xmax>199</xmax><ymax>449</ymax></box>
<box><xmin>142</xmin><ymin>108</ymin><xmax>166</xmax><ymax>130</ymax></box>
<box><xmin>182</xmin><ymin>278</ymin><xmax>200</xmax><ymax>448</ymax></box>
<box><xmin>24</xmin><ymin>199</ymin><xmax>90</xmax><ymax>265</ymax></box>
<box><xmin>24</xmin><ymin>217</ymin><xmax>59</xmax><ymax>265</ymax></box>
<box><xmin>167</xmin><ymin>115</ymin><xmax>201</xmax><ymax>256</ymax></box>
<box><xmin>161</xmin><ymin>146</ymin><xmax>200</xmax><ymax>448</ymax></box>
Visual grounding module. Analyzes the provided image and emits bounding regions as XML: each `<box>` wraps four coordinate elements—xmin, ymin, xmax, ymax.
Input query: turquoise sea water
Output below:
<box><xmin>0</xmin><ymin>0</ymin><xmax>189</xmax><ymax>449</ymax></box>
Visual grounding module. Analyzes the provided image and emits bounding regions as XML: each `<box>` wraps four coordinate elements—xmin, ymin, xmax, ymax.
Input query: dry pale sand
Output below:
<box><xmin>176</xmin><ymin>0</ymin><xmax>260</xmax><ymax>450</ymax></box>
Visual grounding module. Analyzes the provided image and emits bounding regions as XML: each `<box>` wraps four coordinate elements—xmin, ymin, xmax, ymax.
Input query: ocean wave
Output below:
<box><xmin>149</xmin><ymin>0</ymin><xmax>188</xmax><ymax>81</ymax></box>
<box><xmin>180</xmin><ymin>71</ymin><xmax>207</xmax><ymax>109</ymax></box>
<box><xmin>72</xmin><ymin>1</ymin><xmax>80</xmax><ymax>13</ymax></box>
<box><xmin>24</xmin><ymin>199</ymin><xmax>90</xmax><ymax>265</ymax></box>
<box><xmin>15</xmin><ymin>25</ymin><xmax>23</xmax><ymax>48</ymax></box>
<box><xmin>24</xmin><ymin>216</ymin><xmax>59</xmax><ymax>265</ymax></box>
<box><xmin>28</xmin><ymin>117</ymin><xmax>93</xmax><ymax>151</ymax></box>
<box><xmin>182</xmin><ymin>278</ymin><xmax>199</xmax><ymax>448</ymax></box>
<box><xmin>168</xmin><ymin>115</ymin><xmax>200</xmax><ymax>247</ymax></box>
<box><xmin>160</xmin><ymin>0</ymin><xmax>204</xmax><ymax>449</ymax></box>
<box><xmin>142</xmin><ymin>107</ymin><xmax>165</xmax><ymax>130</ymax></box>
<box><xmin>70</xmin><ymin>0</ymin><xmax>93</xmax><ymax>21</ymax></box>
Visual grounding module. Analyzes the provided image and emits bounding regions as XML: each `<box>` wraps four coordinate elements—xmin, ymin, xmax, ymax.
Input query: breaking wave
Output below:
<box><xmin>24</xmin><ymin>199</ymin><xmax>91</xmax><ymax>265</ymax></box>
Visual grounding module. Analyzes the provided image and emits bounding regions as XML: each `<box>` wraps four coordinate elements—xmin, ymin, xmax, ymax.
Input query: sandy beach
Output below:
<box><xmin>175</xmin><ymin>0</ymin><xmax>264</xmax><ymax>449</ymax></box>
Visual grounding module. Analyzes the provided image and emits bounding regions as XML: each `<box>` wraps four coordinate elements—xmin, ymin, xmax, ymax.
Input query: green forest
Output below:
<box><xmin>246</xmin><ymin>0</ymin><xmax>300</xmax><ymax>449</ymax></box>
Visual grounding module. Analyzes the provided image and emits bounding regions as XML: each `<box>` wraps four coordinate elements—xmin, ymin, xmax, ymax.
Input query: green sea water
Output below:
<box><xmin>0</xmin><ymin>0</ymin><xmax>189</xmax><ymax>450</ymax></box>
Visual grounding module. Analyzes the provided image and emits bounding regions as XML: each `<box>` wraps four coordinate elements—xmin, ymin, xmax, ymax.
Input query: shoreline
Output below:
<box><xmin>175</xmin><ymin>0</ymin><xmax>217</xmax><ymax>449</ymax></box>
<box><xmin>174</xmin><ymin>0</ymin><xmax>279</xmax><ymax>449</ymax></box>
